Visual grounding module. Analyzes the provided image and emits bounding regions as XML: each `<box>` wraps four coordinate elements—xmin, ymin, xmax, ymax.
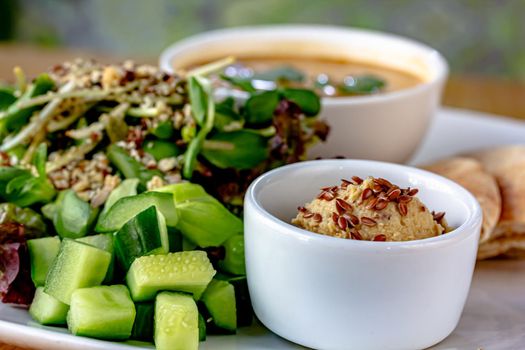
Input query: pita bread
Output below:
<box><xmin>423</xmin><ymin>156</ymin><xmax>501</xmax><ymax>244</ymax></box>
<box><xmin>469</xmin><ymin>145</ymin><xmax>525</xmax><ymax>240</ymax></box>
<box><xmin>477</xmin><ymin>235</ymin><xmax>525</xmax><ymax>260</ymax></box>
<box><xmin>466</xmin><ymin>145</ymin><xmax>525</xmax><ymax>258</ymax></box>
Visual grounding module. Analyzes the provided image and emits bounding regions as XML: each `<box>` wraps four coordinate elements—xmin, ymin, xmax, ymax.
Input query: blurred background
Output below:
<box><xmin>1</xmin><ymin>0</ymin><xmax>524</xmax><ymax>116</ymax></box>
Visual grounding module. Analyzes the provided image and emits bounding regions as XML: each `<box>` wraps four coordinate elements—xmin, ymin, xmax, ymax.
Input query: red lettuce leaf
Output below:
<box><xmin>0</xmin><ymin>223</ymin><xmax>35</xmax><ymax>306</ymax></box>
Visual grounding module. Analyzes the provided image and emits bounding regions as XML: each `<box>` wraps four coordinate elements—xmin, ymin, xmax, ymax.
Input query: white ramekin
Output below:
<box><xmin>159</xmin><ymin>25</ymin><xmax>448</xmax><ymax>163</ymax></box>
<box><xmin>244</xmin><ymin>159</ymin><xmax>481</xmax><ymax>350</ymax></box>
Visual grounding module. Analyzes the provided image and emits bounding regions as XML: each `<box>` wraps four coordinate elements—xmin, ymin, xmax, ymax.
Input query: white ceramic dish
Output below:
<box><xmin>159</xmin><ymin>25</ymin><xmax>448</xmax><ymax>163</ymax></box>
<box><xmin>2</xmin><ymin>107</ymin><xmax>525</xmax><ymax>350</ymax></box>
<box><xmin>245</xmin><ymin>159</ymin><xmax>481</xmax><ymax>350</ymax></box>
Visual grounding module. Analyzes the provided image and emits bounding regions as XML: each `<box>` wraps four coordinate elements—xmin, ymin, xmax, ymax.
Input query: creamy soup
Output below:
<box><xmin>188</xmin><ymin>56</ymin><xmax>424</xmax><ymax>97</ymax></box>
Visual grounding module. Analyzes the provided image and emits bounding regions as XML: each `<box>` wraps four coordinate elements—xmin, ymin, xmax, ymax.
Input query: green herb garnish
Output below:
<box><xmin>338</xmin><ymin>75</ymin><xmax>386</xmax><ymax>95</ymax></box>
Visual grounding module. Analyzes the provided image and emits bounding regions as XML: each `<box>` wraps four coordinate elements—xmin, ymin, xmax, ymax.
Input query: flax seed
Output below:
<box><xmin>374</xmin><ymin>200</ymin><xmax>388</xmax><ymax>211</ymax></box>
<box><xmin>298</xmin><ymin>206</ymin><xmax>307</xmax><ymax>213</ymax></box>
<box><xmin>373</xmin><ymin>234</ymin><xmax>387</xmax><ymax>241</ymax></box>
<box><xmin>337</xmin><ymin>216</ymin><xmax>348</xmax><ymax>230</ymax></box>
<box><xmin>361</xmin><ymin>188</ymin><xmax>373</xmax><ymax>201</ymax></box>
<box><xmin>361</xmin><ymin>217</ymin><xmax>377</xmax><ymax>226</ymax></box>
<box><xmin>398</xmin><ymin>195</ymin><xmax>412</xmax><ymax>203</ymax></box>
<box><xmin>335</xmin><ymin>201</ymin><xmax>346</xmax><ymax>215</ymax></box>
<box><xmin>346</xmin><ymin>214</ymin><xmax>360</xmax><ymax>226</ymax></box>
<box><xmin>351</xmin><ymin>230</ymin><xmax>363</xmax><ymax>240</ymax></box>
<box><xmin>398</xmin><ymin>202</ymin><xmax>408</xmax><ymax>216</ymax></box>
<box><xmin>387</xmin><ymin>188</ymin><xmax>401</xmax><ymax>201</ymax></box>
<box><xmin>407</xmin><ymin>188</ymin><xmax>419</xmax><ymax>196</ymax></box>
<box><xmin>432</xmin><ymin>211</ymin><xmax>445</xmax><ymax>222</ymax></box>
<box><xmin>336</xmin><ymin>198</ymin><xmax>353</xmax><ymax>212</ymax></box>
<box><xmin>366</xmin><ymin>197</ymin><xmax>379</xmax><ymax>210</ymax></box>
<box><xmin>351</xmin><ymin>176</ymin><xmax>364</xmax><ymax>185</ymax></box>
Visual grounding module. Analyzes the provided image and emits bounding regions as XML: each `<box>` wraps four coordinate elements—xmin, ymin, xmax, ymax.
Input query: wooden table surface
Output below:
<box><xmin>1</xmin><ymin>44</ymin><xmax>525</xmax><ymax>350</ymax></box>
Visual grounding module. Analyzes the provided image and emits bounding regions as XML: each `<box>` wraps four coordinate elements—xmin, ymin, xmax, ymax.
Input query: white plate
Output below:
<box><xmin>2</xmin><ymin>107</ymin><xmax>525</xmax><ymax>350</ymax></box>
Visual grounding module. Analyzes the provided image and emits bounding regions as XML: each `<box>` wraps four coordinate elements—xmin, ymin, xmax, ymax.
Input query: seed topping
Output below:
<box><xmin>294</xmin><ymin>176</ymin><xmax>445</xmax><ymax>242</ymax></box>
<box><xmin>407</xmin><ymin>188</ymin><xmax>419</xmax><ymax>196</ymax></box>
<box><xmin>361</xmin><ymin>216</ymin><xmax>377</xmax><ymax>226</ymax></box>
<box><xmin>398</xmin><ymin>202</ymin><xmax>408</xmax><ymax>216</ymax></box>
<box><xmin>337</xmin><ymin>216</ymin><xmax>348</xmax><ymax>230</ymax></box>
<box><xmin>336</xmin><ymin>198</ymin><xmax>353</xmax><ymax>212</ymax></box>
<box><xmin>303</xmin><ymin>212</ymin><xmax>314</xmax><ymax>219</ymax></box>
<box><xmin>374</xmin><ymin>199</ymin><xmax>388</xmax><ymax>211</ymax></box>
<box><xmin>351</xmin><ymin>176</ymin><xmax>364</xmax><ymax>185</ymax></box>
<box><xmin>432</xmin><ymin>211</ymin><xmax>446</xmax><ymax>223</ymax></box>
<box><xmin>361</xmin><ymin>188</ymin><xmax>373</xmax><ymax>201</ymax></box>
<box><xmin>386</xmin><ymin>188</ymin><xmax>401</xmax><ymax>200</ymax></box>
<box><xmin>341</xmin><ymin>179</ymin><xmax>352</xmax><ymax>188</ymax></box>
<box><xmin>351</xmin><ymin>230</ymin><xmax>363</xmax><ymax>240</ymax></box>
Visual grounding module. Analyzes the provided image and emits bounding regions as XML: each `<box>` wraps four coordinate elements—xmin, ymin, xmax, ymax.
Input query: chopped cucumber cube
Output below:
<box><xmin>201</xmin><ymin>279</ymin><xmax>237</xmax><ymax>332</ymax></box>
<box><xmin>67</xmin><ymin>285</ymin><xmax>136</xmax><ymax>340</ymax></box>
<box><xmin>155</xmin><ymin>292</ymin><xmax>198</xmax><ymax>350</ymax></box>
<box><xmin>27</xmin><ymin>236</ymin><xmax>61</xmax><ymax>286</ymax></box>
<box><xmin>44</xmin><ymin>239</ymin><xmax>111</xmax><ymax>304</ymax></box>
<box><xmin>114</xmin><ymin>206</ymin><xmax>169</xmax><ymax>271</ymax></box>
<box><xmin>77</xmin><ymin>233</ymin><xmax>115</xmax><ymax>284</ymax></box>
<box><xmin>29</xmin><ymin>287</ymin><xmax>69</xmax><ymax>325</ymax></box>
<box><xmin>126</xmin><ymin>251</ymin><xmax>215</xmax><ymax>302</ymax></box>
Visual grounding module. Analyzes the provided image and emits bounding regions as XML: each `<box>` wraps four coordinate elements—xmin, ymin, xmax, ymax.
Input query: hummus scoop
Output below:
<box><xmin>292</xmin><ymin>176</ymin><xmax>448</xmax><ymax>241</ymax></box>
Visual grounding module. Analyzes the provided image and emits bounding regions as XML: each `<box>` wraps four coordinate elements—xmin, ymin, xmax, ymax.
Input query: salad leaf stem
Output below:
<box><xmin>46</xmin><ymin>103</ymin><xmax>93</xmax><ymax>132</ymax></box>
<box><xmin>1</xmin><ymin>81</ymin><xmax>75</xmax><ymax>151</ymax></box>
<box><xmin>13</xmin><ymin>66</ymin><xmax>27</xmax><ymax>94</ymax></box>
<box><xmin>12</xmin><ymin>83</ymin><xmax>139</xmax><ymax>111</ymax></box>
<box><xmin>186</xmin><ymin>56</ymin><xmax>235</xmax><ymax>77</ymax></box>
<box><xmin>21</xmin><ymin>129</ymin><xmax>45</xmax><ymax>165</ymax></box>
<box><xmin>183</xmin><ymin>76</ymin><xmax>215</xmax><ymax>179</ymax></box>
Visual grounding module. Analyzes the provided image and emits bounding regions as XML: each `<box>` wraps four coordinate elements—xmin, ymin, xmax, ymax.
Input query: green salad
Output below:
<box><xmin>0</xmin><ymin>58</ymin><xmax>328</xmax><ymax>349</ymax></box>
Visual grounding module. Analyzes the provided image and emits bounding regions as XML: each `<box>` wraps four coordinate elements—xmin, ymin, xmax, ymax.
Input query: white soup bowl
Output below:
<box><xmin>160</xmin><ymin>25</ymin><xmax>448</xmax><ymax>162</ymax></box>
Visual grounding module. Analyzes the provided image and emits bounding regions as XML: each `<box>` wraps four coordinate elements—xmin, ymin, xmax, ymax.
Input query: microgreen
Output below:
<box><xmin>338</xmin><ymin>75</ymin><xmax>386</xmax><ymax>95</ymax></box>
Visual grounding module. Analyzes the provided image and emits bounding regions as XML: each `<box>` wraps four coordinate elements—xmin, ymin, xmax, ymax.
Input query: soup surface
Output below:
<box><xmin>187</xmin><ymin>56</ymin><xmax>425</xmax><ymax>97</ymax></box>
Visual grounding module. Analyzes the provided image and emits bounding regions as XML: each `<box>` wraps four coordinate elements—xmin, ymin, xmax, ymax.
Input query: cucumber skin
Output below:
<box><xmin>198</xmin><ymin>313</ymin><xmax>206</xmax><ymax>341</ymax></box>
<box><xmin>201</xmin><ymin>279</ymin><xmax>237</xmax><ymax>332</ymax></box>
<box><xmin>67</xmin><ymin>285</ymin><xmax>136</xmax><ymax>340</ymax></box>
<box><xmin>229</xmin><ymin>276</ymin><xmax>253</xmax><ymax>327</ymax></box>
<box><xmin>114</xmin><ymin>206</ymin><xmax>168</xmax><ymax>271</ymax></box>
<box><xmin>131</xmin><ymin>302</ymin><xmax>155</xmax><ymax>342</ymax></box>
<box><xmin>215</xmin><ymin>274</ymin><xmax>253</xmax><ymax>327</ymax></box>
<box><xmin>27</xmin><ymin>236</ymin><xmax>61</xmax><ymax>286</ymax></box>
<box><xmin>44</xmin><ymin>239</ymin><xmax>111</xmax><ymax>304</ymax></box>
<box><xmin>77</xmin><ymin>233</ymin><xmax>115</xmax><ymax>284</ymax></box>
<box><xmin>217</xmin><ymin>234</ymin><xmax>246</xmax><ymax>275</ymax></box>
<box><xmin>95</xmin><ymin>191</ymin><xmax>178</xmax><ymax>232</ymax></box>
<box><xmin>155</xmin><ymin>292</ymin><xmax>199</xmax><ymax>350</ymax></box>
<box><xmin>126</xmin><ymin>251</ymin><xmax>216</xmax><ymax>302</ymax></box>
<box><xmin>29</xmin><ymin>287</ymin><xmax>69</xmax><ymax>325</ymax></box>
